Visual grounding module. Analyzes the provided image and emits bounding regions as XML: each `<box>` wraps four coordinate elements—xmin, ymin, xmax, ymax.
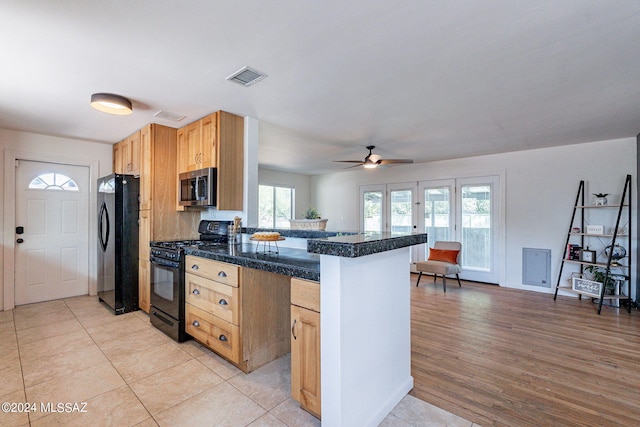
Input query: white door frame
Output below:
<box><xmin>3</xmin><ymin>150</ymin><xmax>101</xmax><ymax>310</ymax></box>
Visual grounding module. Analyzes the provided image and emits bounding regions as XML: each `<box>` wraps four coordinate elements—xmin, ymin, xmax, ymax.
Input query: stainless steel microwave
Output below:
<box><xmin>178</xmin><ymin>167</ymin><xmax>217</xmax><ymax>207</ymax></box>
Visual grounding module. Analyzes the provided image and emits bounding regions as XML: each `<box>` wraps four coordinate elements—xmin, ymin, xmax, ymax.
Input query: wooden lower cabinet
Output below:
<box><xmin>184</xmin><ymin>256</ymin><xmax>290</xmax><ymax>373</ymax></box>
<box><xmin>290</xmin><ymin>278</ymin><xmax>321</xmax><ymax>418</ymax></box>
<box><xmin>186</xmin><ymin>303</ymin><xmax>241</xmax><ymax>363</ymax></box>
<box><xmin>138</xmin><ymin>259</ymin><xmax>150</xmax><ymax>313</ymax></box>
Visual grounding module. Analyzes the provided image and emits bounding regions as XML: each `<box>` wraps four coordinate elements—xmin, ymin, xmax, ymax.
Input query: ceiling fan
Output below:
<box><xmin>334</xmin><ymin>145</ymin><xmax>413</xmax><ymax>169</ymax></box>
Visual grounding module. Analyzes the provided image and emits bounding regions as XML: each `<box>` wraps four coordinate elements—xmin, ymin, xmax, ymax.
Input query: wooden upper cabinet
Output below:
<box><xmin>126</xmin><ymin>130</ymin><xmax>141</xmax><ymax>175</ymax></box>
<box><xmin>113</xmin><ymin>130</ymin><xmax>142</xmax><ymax>175</ymax></box>
<box><xmin>176</xmin><ymin>111</ymin><xmax>244</xmax><ymax>211</ymax></box>
<box><xmin>113</xmin><ymin>141</ymin><xmax>124</xmax><ymax>174</ymax></box>
<box><xmin>139</xmin><ymin>125</ymin><xmax>152</xmax><ymax>211</ymax></box>
<box><xmin>217</xmin><ymin>111</ymin><xmax>244</xmax><ymax>211</ymax></box>
<box><xmin>184</xmin><ymin>121</ymin><xmax>201</xmax><ymax>172</ymax></box>
<box><xmin>200</xmin><ymin>113</ymin><xmax>217</xmax><ymax>169</ymax></box>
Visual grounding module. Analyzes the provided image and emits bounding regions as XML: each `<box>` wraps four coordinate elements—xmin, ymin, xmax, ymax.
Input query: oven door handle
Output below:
<box><xmin>150</xmin><ymin>256</ymin><xmax>181</xmax><ymax>269</ymax></box>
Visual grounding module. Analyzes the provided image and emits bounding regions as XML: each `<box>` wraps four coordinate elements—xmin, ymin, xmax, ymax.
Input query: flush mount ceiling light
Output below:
<box><xmin>226</xmin><ymin>66</ymin><xmax>268</xmax><ymax>87</ymax></box>
<box><xmin>90</xmin><ymin>93</ymin><xmax>132</xmax><ymax>115</ymax></box>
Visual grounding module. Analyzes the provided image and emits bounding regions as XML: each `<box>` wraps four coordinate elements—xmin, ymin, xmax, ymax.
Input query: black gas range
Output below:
<box><xmin>149</xmin><ymin>220</ymin><xmax>232</xmax><ymax>342</ymax></box>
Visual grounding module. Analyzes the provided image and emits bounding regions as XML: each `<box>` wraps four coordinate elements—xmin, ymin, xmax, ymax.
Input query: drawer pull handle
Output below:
<box><xmin>218</xmin><ymin>271</ymin><xmax>227</xmax><ymax>277</ymax></box>
<box><xmin>219</xmin><ymin>334</ymin><xmax>228</xmax><ymax>342</ymax></box>
<box><xmin>192</xmin><ymin>320</ymin><xmax>200</xmax><ymax>327</ymax></box>
<box><xmin>219</xmin><ymin>299</ymin><xmax>228</xmax><ymax>305</ymax></box>
<box><xmin>291</xmin><ymin>319</ymin><xmax>297</xmax><ymax>340</ymax></box>
<box><xmin>192</xmin><ymin>289</ymin><xmax>200</xmax><ymax>295</ymax></box>
<box><xmin>191</xmin><ymin>264</ymin><xmax>199</xmax><ymax>270</ymax></box>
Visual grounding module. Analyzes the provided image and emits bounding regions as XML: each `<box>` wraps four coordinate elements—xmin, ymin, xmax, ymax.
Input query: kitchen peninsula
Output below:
<box><xmin>185</xmin><ymin>230</ymin><xmax>427</xmax><ymax>427</ymax></box>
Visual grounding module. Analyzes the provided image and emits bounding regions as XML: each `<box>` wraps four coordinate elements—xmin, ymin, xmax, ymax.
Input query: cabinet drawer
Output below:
<box><xmin>186</xmin><ymin>303</ymin><xmax>240</xmax><ymax>363</ymax></box>
<box><xmin>291</xmin><ymin>278</ymin><xmax>320</xmax><ymax>312</ymax></box>
<box><xmin>186</xmin><ymin>273</ymin><xmax>238</xmax><ymax>324</ymax></box>
<box><xmin>185</xmin><ymin>255</ymin><xmax>239</xmax><ymax>287</ymax></box>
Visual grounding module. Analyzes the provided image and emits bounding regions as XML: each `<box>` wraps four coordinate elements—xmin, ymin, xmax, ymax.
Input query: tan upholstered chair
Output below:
<box><xmin>415</xmin><ymin>241</ymin><xmax>462</xmax><ymax>292</ymax></box>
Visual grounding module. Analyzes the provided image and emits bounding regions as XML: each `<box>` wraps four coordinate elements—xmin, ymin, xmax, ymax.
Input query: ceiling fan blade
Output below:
<box><xmin>333</xmin><ymin>160</ymin><xmax>364</xmax><ymax>163</ymax></box>
<box><xmin>377</xmin><ymin>159</ymin><xmax>413</xmax><ymax>165</ymax></box>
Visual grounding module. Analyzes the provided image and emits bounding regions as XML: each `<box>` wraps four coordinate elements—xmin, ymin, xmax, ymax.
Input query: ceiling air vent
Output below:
<box><xmin>226</xmin><ymin>66</ymin><xmax>268</xmax><ymax>87</ymax></box>
<box><xmin>153</xmin><ymin>110</ymin><xmax>186</xmax><ymax>122</ymax></box>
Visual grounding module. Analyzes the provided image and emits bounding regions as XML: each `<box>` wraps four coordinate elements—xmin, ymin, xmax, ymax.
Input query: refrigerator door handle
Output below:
<box><xmin>99</xmin><ymin>201</ymin><xmax>110</xmax><ymax>252</ymax></box>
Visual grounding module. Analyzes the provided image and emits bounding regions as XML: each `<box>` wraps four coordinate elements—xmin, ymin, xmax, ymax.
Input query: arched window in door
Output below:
<box><xmin>28</xmin><ymin>173</ymin><xmax>79</xmax><ymax>191</ymax></box>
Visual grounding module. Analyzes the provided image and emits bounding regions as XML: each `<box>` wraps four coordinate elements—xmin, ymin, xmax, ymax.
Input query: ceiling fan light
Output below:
<box><xmin>363</xmin><ymin>162</ymin><xmax>377</xmax><ymax>169</ymax></box>
<box><xmin>90</xmin><ymin>93</ymin><xmax>132</xmax><ymax>115</ymax></box>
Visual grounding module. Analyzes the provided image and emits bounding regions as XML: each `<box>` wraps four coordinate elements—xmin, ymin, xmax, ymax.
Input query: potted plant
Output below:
<box><xmin>289</xmin><ymin>206</ymin><xmax>328</xmax><ymax>230</ymax></box>
<box><xmin>583</xmin><ymin>265</ymin><xmax>616</xmax><ymax>295</ymax></box>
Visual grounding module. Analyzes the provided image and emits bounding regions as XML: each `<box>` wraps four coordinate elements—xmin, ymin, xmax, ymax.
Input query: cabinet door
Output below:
<box><xmin>138</xmin><ymin>258</ymin><xmax>150</xmax><ymax>313</ymax></box>
<box><xmin>113</xmin><ymin>141</ymin><xmax>124</xmax><ymax>174</ymax></box>
<box><xmin>126</xmin><ymin>130</ymin><xmax>141</xmax><ymax>175</ymax></box>
<box><xmin>291</xmin><ymin>304</ymin><xmax>321</xmax><ymax>418</ymax></box>
<box><xmin>139</xmin><ymin>209</ymin><xmax>151</xmax><ymax>257</ymax></box>
<box><xmin>200</xmin><ymin>112</ymin><xmax>217</xmax><ymax>168</ymax></box>
<box><xmin>176</xmin><ymin>127</ymin><xmax>188</xmax><ymax>176</ymax></box>
<box><xmin>184</xmin><ymin>121</ymin><xmax>201</xmax><ymax>172</ymax></box>
<box><xmin>139</xmin><ymin>125</ymin><xmax>152</xmax><ymax>210</ymax></box>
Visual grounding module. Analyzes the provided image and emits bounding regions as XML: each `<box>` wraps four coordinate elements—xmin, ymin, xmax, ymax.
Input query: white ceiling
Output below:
<box><xmin>2</xmin><ymin>1</ymin><xmax>640</xmax><ymax>175</ymax></box>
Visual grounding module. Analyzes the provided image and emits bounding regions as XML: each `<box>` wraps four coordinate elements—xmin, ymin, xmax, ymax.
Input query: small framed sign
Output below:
<box><xmin>571</xmin><ymin>276</ymin><xmax>603</xmax><ymax>298</ymax></box>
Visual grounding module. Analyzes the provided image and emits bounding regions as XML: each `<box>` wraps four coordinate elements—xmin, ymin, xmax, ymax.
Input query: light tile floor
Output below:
<box><xmin>0</xmin><ymin>296</ymin><xmax>478</xmax><ymax>427</ymax></box>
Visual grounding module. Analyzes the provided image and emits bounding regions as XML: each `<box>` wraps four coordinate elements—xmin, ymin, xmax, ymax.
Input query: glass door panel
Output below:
<box><xmin>460</xmin><ymin>185</ymin><xmax>491</xmax><ymax>271</ymax></box>
<box><xmin>418</xmin><ymin>180</ymin><xmax>454</xmax><ymax>260</ymax></box>
<box><xmin>360</xmin><ymin>190</ymin><xmax>384</xmax><ymax>233</ymax></box>
<box><xmin>390</xmin><ymin>189</ymin><xmax>413</xmax><ymax>234</ymax></box>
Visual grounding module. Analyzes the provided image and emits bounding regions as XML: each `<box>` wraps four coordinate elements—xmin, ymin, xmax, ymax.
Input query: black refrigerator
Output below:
<box><xmin>97</xmin><ymin>174</ymin><xmax>139</xmax><ymax>314</ymax></box>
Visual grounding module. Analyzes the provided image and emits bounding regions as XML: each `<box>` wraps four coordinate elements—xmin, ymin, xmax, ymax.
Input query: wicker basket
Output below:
<box><xmin>289</xmin><ymin>219</ymin><xmax>328</xmax><ymax>230</ymax></box>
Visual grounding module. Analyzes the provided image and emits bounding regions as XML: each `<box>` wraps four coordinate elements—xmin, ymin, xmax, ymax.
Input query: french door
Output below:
<box><xmin>417</xmin><ymin>176</ymin><xmax>500</xmax><ymax>284</ymax></box>
<box><xmin>360</xmin><ymin>183</ymin><xmax>417</xmax><ymax>234</ymax></box>
<box><xmin>360</xmin><ymin>176</ymin><xmax>500</xmax><ymax>283</ymax></box>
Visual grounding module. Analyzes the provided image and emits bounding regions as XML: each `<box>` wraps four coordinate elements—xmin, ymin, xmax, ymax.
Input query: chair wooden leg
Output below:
<box><xmin>456</xmin><ymin>274</ymin><xmax>461</xmax><ymax>287</ymax></box>
<box><xmin>443</xmin><ymin>275</ymin><xmax>447</xmax><ymax>293</ymax></box>
<box><xmin>416</xmin><ymin>272</ymin><xmax>423</xmax><ymax>286</ymax></box>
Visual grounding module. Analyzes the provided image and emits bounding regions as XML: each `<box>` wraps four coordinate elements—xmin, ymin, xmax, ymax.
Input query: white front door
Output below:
<box><xmin>14</xmin><ymin>160</ymin><xmax>90</xmax><ymax>305</ymax></box>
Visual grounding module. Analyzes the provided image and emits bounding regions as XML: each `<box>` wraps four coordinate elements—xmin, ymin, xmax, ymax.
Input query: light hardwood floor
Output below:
<box><xmin>410</xmin><ymin>275</ymin><xmax>640</xmax><ymax>427</ymax></box>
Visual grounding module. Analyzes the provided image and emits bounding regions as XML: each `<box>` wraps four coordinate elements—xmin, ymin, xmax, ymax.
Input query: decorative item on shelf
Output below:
<box><xmin>289</xmin><ymin>206</ymin><xmax>328</xmax><ymax>230</ymax></box>
<box><xmin>586</xmin><ymin>225</ymin><xmax>604</xmax><ymax>234</ymax></box>
<box><xmin>604</xmin><ymin>244</ymin><xmax>626</xmax><ymax>266</ymax></box>
<box><xmin>566</xmin><ymin>244</ymin><xmax>582</xmax><ymax>260</ymax></box>
<box><xmin>580</xmin><ymin>248</ymin><xmax>596</xmax><ymax>263</ymax></box>
<box><xmin>583</xmin><ymin>265</ymin><xmax>616</xmax><ymax>295</ymax></box>
<box><xmin>571</xmin><ymin>275</ymin><xmax>603</xmax><ymax>298</ymax></box>
<box><xmin>592</xmin><ymin>193</ymin><xmax>608</xmax><ymax>206</ymax></box>
<box><xmin>571</xmin><ymin>227</ymin><xmax>581</xmax><ymax>234</ymax></box>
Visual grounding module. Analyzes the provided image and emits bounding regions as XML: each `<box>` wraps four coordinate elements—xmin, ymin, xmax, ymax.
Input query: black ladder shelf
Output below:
<box><xmin>553</xmin><ymin>175</ymin><xmax>632</xmax><ymax>314</ymax></box>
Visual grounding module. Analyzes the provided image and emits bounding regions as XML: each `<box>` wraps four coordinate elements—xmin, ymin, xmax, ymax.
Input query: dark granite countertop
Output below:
<box><xmin>184</xmin><ymin>243</ymin><xmax>321</xmax><ymax>281</ymax></box>
<box><xmin>182</xmin><ymin>232</ymin><xmax>427</xmax><ymax>281</ymax></box>
<box><xmin>307</xmin><ymin>232</ymin><xmax>428</xmax><ymax>258</ymax></box>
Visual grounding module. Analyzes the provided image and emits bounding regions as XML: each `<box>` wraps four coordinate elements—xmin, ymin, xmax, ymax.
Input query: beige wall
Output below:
<box><xmin>1</xmin><ymin>128</ymin><xmax>113</xmax><ymax>309</ymax></box>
